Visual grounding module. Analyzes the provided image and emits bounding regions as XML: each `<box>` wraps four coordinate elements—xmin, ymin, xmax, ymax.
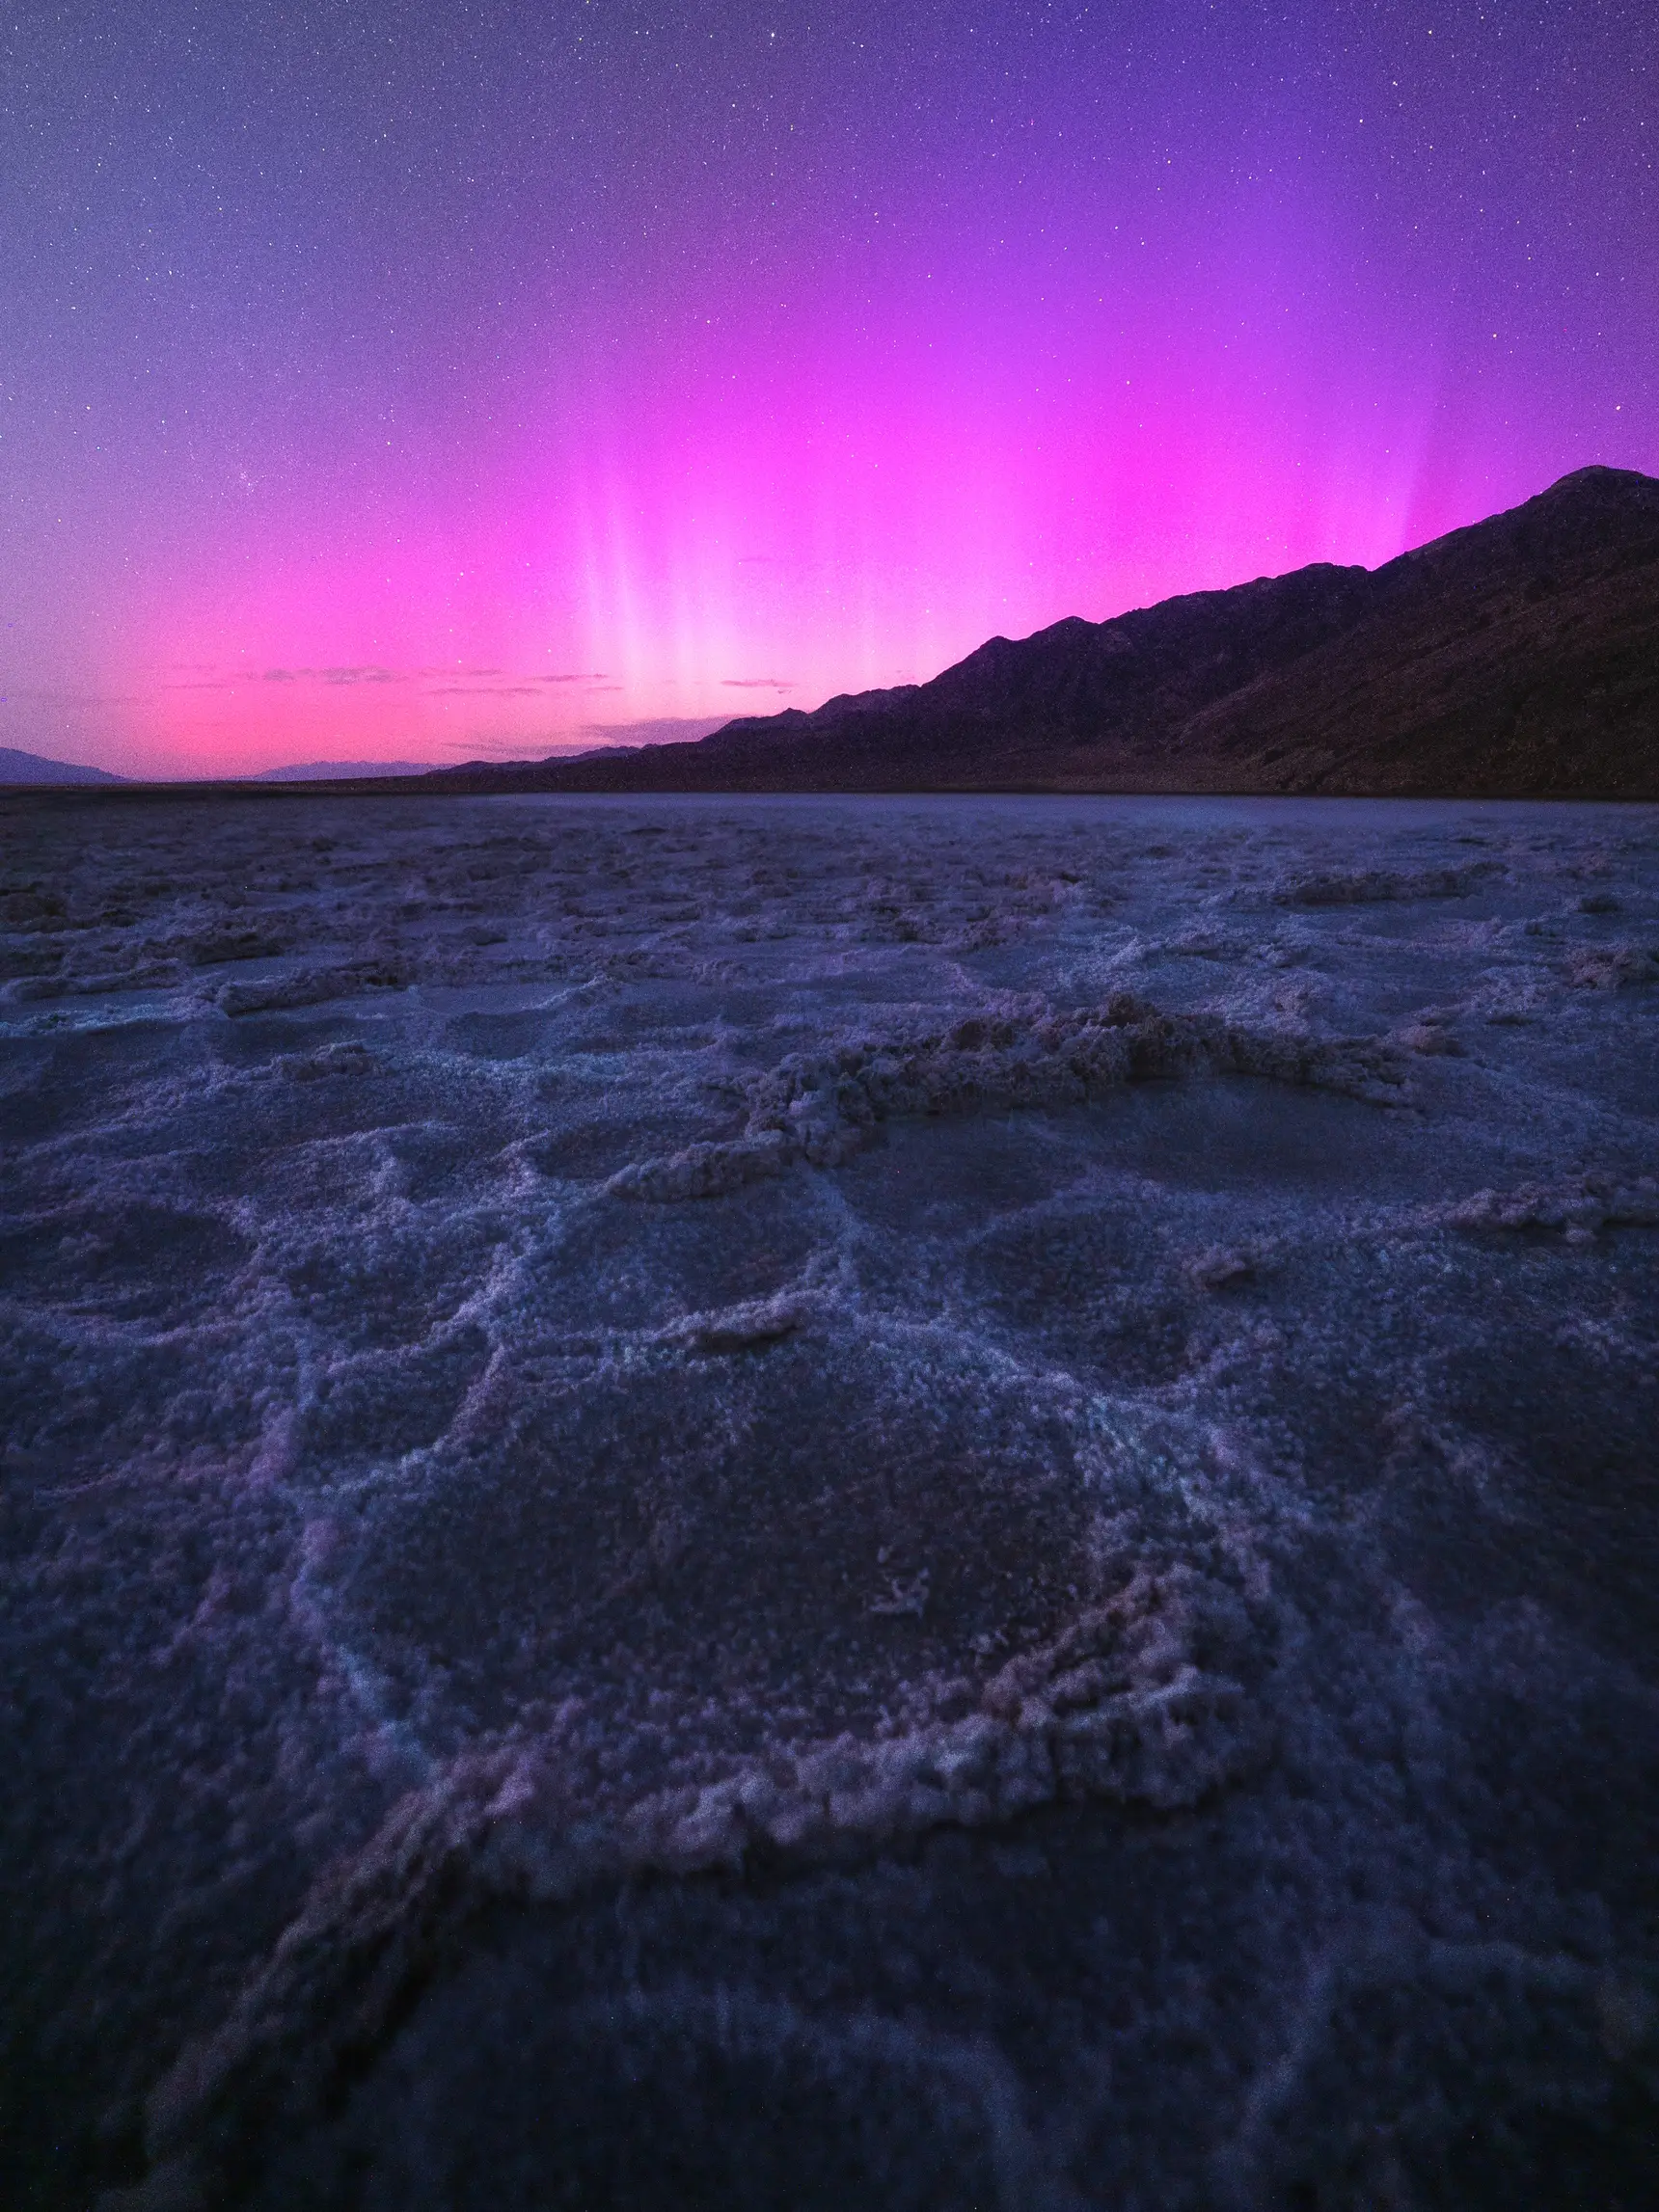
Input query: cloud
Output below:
<box><xmin>574</xmin><ymin>715</ymin><xmax>732</xmax><ymax>747</ymax></box>
<box><xmin>259</xmin><ymin>665</ymin><xmax>400</xmax><ymax>686</ymax></box>
<box><xmin>417</xmin><ymin>670</ymin><xmax>616</xmax><ymax>697</ymax></box>
<box><xmin>252</xmin><ymin>665</ymin><xmax>615</xmax><ymax>697</ymax></box>
<box><xmin>437</xmin><ymin>732</ymin><xmax>563</xmax><ymax>756</ymax></box>
<box><xmin>721</xmin><ymin>676</ymin><xmax>795</xmax><ymax>690</ymax></box>
<box><xmin>4</xmin><ymin>687</ymin><xmax>143</xmax><ymax>705</ymax></box>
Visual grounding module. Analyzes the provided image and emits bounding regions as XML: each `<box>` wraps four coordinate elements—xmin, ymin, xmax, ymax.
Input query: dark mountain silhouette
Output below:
<box><xmin>410</xmin><ymin>464</ymin><xmax>1659</xmax><ymax>799</ymax></box>
<box><xmin>0</xmin><ymin>745</ymin><xmax>124</xmax><ymax>785</ymax></box>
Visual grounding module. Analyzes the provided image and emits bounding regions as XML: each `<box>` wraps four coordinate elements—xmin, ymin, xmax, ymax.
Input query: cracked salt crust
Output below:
<box><xmin>4</xmin><ymin>792</ymin><xmax>1657</xmax><ymax>2207</ymax></box>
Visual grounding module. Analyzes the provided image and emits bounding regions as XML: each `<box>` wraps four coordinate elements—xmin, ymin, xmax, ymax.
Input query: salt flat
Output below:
<box><xmin>3</xmin><ymin>792</ymin><xmax>1658</xmax><ymax>2209</ymax></box>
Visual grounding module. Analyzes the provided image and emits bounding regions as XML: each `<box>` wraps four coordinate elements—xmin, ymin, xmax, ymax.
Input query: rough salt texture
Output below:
<box><xmin>3</xmin><ymin>790</ymin><xmax>1658</xmax><ymax>2211</ymax></box>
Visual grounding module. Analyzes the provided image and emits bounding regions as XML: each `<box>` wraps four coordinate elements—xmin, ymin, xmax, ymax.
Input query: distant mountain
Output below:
<box><xmin>0</xmin><ymin>745</ymin><xmax>124</xmax><ymax>785</ymax></box>
<box><xmin>408</xmin><ymin>466</ymin><xmax>1659</xmax><ymax>800</ymax></box>
<box><xmin>250</xmin><ymin>760</ymin><xmax>430</xmax><ymax>782</ymax></box>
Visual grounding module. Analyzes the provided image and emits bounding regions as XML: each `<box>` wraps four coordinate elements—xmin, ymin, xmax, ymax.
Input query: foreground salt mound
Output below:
<box><xmin>610</xmin><ymin>1560</ymin><xmax>1265</xmax><ymax>1865</ymax></box>
<box><xmin>608</xmin><ymin>992</ymin><xmax>1408</xmax><ymax>1200</ymax></box>
<box><xmin>1440</xmin><ymin>1172</ymin><xmax>1659</xmax><ymax>1238</ymax></box>
<box><xmin>136</xmin><ymin>1566</ymin><xmax>1265</xmax><ymax>2201</ymax></box>
<box><xmin>1272</xmin><ymin>861</ymin><xmax>1503</xmax><ymax>905</ymax></box>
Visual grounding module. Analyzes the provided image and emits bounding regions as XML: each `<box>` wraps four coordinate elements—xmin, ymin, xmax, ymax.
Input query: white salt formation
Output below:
<box><xmin>2</xmin><ymin>792</ymin><xmax>1656</xmax><ymax>2210</ymax></box>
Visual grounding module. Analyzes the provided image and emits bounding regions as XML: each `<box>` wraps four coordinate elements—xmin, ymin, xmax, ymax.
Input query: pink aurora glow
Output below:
<box><xmin>134</xmin><ymin>292</ymin><xmax>1606</xmax><ymax>775</ymax></box>
<box><xmin>5</xmin><ymin>1</ymin><xmax>1652</xmax><ymax>777</ymax></box>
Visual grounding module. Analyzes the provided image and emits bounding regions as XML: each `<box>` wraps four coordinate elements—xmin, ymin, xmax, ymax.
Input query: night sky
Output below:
<box><xmin>3</xmin><ymin>1</ymin><xmax>1653</xmax><ymax>777</ymax></box>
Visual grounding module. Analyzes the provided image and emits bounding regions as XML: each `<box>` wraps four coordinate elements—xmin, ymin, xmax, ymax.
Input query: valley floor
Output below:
<box><xmin>3</xmin><ymin>792</ymin><xmax>1657</xmax><ymax>2209</ymax></box>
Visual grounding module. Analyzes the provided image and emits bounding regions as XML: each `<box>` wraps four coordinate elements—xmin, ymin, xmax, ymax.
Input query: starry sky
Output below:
<box><xmin>3</xmin><ymin>1</ymin><xmax>1653</xmax><ymax>777</ymax></box>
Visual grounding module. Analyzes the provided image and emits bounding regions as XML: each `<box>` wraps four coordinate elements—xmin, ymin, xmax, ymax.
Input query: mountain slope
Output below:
<box><xmin>417</xmin><ymin>466</ymin><xmax>1659</xmax><ymax>798</ymax></box>
<box><xmin>1168</xmin><ymin>464</ymin><xmax>1659</xmax><ymax>796</ymax></box>
<box><xmin>0</xmin><ymin>746</ymin><xmax>125</xmax><ymax>785</ymax></box>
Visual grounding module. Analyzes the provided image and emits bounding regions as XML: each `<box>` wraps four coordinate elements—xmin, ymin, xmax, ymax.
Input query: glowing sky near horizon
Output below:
<box><xmin>3</xmin><ymin>0</ymin><xmax>1654</xmax><ymax>776</ymax></box>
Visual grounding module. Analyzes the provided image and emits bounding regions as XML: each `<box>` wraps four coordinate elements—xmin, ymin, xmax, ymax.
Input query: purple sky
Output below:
<box><xmin>3</xmin><ymin>0</ymin><xmax>1653</xmax><ymax>776</ymax></box>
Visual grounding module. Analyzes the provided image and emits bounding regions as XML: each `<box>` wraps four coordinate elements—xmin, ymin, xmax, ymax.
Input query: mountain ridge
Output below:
<box><xmin>0</xmin><ymin>745</ymin><xmax>125</xmax><ymax>786</ymax></box>
<box><xmin>414</xmin><ymin>465</ymin><xmax>1659</xmax><ymax>799</ymax></box>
